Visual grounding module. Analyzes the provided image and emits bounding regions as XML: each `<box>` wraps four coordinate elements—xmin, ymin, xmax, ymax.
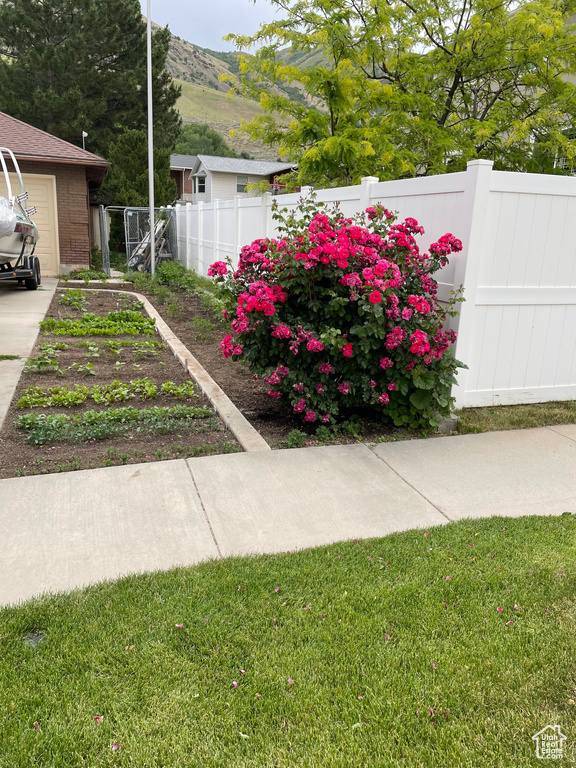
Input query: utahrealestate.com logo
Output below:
<box><xmin>532</xmin><ymin>725</ymin><xmax>567</xmax><ymax>759</ymax></box>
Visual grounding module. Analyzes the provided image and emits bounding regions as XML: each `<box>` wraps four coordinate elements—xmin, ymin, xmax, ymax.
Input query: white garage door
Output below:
<box><xmin>0</xmin><ymin>172</ymin><xmax>60</xmax><ymax>276</ymax></box>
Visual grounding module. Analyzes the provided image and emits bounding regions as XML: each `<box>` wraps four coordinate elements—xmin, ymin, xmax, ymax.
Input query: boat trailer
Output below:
<box><xmin>0</xmin><ymin>147</ymin><xmax>41</xmax><ymax>290</ymax></box>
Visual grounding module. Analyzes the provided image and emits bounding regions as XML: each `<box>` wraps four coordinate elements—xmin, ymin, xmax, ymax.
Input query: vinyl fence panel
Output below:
<box><xmin>175</xmin><ymin>160</ymin><xmax>576</xmax><ymax>408</ymax></box>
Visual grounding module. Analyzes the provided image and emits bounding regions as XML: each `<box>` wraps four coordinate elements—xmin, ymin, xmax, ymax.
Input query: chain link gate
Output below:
<box><xmin>98</xmin><ymin>205</ymin><xmax>178</xmax><ymax>275</ymax></box>
<box><xmin>124</xmin><ymin>206</ymin><xmax>178</xmax><ymax>272</ymax></box>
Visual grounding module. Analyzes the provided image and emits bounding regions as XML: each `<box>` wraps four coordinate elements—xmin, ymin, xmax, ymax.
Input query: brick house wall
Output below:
<box><xmin>183</xmin><ymin>172</ymin><xmax>193</xmax><ymax>196</ymax></box>
<box><xmin>19</xmin><ymin>160</ymin><xmax>91</xmax><ymax>269</ymax></box>
<box><xmin>170</xmin><ymin>169</ymin><xmax>193</xmax><ymax>198</ymax></box>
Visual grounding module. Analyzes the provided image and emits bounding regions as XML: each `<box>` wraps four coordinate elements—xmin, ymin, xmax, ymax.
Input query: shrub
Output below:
<box><xmin>210</xmin><ymin>198</ymin><xmax>465</xmax><ymax>431</ymax></box>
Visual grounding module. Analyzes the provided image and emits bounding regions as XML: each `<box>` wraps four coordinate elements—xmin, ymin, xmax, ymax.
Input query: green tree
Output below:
<box><xmin>175</xmin><ymin>123</ymin><xmax>239</xmax><ymax>157</ymax></box>
<box><xmin>227</xmin><ymin>0</ymin><xmax>576</xmax><ymax>185</ymax></box>
<box><xmin>100</xmin><ymin>130</ymin><xmax>177</xmax><ymax>207</ymax></box>
<box><xmin>0</xmin><ymin>0</ymin><xmax>181</xmax><ymax>157</ymax></box>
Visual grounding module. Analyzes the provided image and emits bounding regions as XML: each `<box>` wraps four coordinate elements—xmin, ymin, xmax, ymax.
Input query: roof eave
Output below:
<box><xmin>14</xmin><ymin>152</ymin><xmax>110</xmax><ymax>169</ymax></box>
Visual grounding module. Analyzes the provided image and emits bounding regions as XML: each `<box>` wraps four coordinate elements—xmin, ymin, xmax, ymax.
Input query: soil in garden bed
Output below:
<box><xmin>70</xmin><ymin>281</ymin><xmax>423</xmax><ymax>449</ymax></box>
<box><xmin>0</xmin><ymin>290</ymin><xmax>240</xmax><ymax>479</ymax></box>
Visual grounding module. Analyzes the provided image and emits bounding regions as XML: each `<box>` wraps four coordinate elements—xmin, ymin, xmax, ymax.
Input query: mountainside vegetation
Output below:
<box><xmin>175</xmin><ymin>80</ymin><xmax>282</xmax><ymax>160</ymax></box>
<box><xmin>174</xmin><ymin>123</ymin><xmax>246</xmax><ymax>158</ymax></box>
<box><xmin>161</xmin><ymin>26</ymin><xmax>313</xmax><ymax>160</ymax></box>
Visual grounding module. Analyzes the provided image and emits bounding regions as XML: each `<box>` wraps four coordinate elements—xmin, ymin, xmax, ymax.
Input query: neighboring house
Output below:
<box><xmin>0</xmin><ymin>112</ymin><xmax>109</xmax><ymax>276</ymax></box>
<box><xmin>170</xmin><ymin>154</ymin><xmax>197</xmax><ymax>201</ymax></box>
<box><xmin>170</xmin><ymin>153</ymin><xmax>294</xmax><ymax>203</ymax></box>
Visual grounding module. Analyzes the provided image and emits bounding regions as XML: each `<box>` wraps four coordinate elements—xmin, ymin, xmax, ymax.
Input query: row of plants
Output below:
<box><xmin>125</xmin><ymin>261</ymin><xmax>226</xmax><ymax>320</ymax></box>
<box><xmin>26</xmin><ymin>332</ymin><xmax>168</xmax><ymax>379</ymax></box>
<box><xmin>60</xmin><ymin>269</ymin><xmax>111</xmax><ymax>285</ymax></box>
<box><xmin>210</xmin><ymin>197</ymin><xmax>466</xmax><ymax>432</ymax></box>
<box><xmin>16</xmin><ymin>379</ymin><xmax>197</xmax><ymax>408</ymax></box>
<box><xmin>78</xmin><ymin>339</ymin><xmax>165</xmax><ymax>357</ymax></box>
<box><xmin>40</xmin><ymin>310</ymin><xmax>155</xmax><ymax>337</ymax></box>
<box><xmin>17</xmin><ymin>404</ymin><xmax>217</xmax><ymax>445</ymax></box>
<box><xmin>24</xmin><ymin>357</ymin><xmax>166</xmax><ymax>377</ymax></box>
<box><xmin>59</xmin><ymin>288</ymin><xmax>145</xmax><ymax>313</ymax></box>
<box><xmin>59</xmin><ymin>288</ymin><xmax>90</xmax><ymax>310</ymax></box>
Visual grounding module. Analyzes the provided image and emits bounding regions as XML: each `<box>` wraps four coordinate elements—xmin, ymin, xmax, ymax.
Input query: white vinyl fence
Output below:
<box><xmin>176</xmin><ymin>160</ymin><xmax>576</xmax><ymax>409</ymax></box>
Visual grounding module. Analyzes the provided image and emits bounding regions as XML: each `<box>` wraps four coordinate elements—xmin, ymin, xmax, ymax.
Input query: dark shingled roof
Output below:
<box><xmin>0</xmin><ymin>112</ymin><xmax>109</xmax><ymax>170</ymax></box>
<box><xmin>170</xmin><ymin>154</ymin><xmax>198</xmax><ymax>169</ymax></box>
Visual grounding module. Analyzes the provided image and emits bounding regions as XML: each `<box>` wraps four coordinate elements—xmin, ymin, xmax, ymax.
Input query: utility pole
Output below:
<box><xmin>146</xmin><ymin>0</ymin><xmax>155</xmax><ymax>276</ymax></box>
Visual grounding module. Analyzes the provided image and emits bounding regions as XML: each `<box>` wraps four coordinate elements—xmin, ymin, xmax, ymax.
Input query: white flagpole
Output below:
<box><xmin>146</xmin><ymin>0</ymin><xmax>155</xmax><ymax>275</ymax></box>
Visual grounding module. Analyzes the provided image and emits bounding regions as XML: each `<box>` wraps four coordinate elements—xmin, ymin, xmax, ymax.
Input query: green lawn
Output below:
<box><xmin>1</xmin><ymin>515</ymin><xmax>575</xmax><ymax>766</ymax></box>
<box><xmin>457</xmin><ymin>400</ymin><xmax>576</xmax><ymax>434</ymax></box>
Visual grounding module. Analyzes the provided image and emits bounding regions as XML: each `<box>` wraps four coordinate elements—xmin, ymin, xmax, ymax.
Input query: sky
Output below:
<box><xmin>139</xmin><ymin>0</ymin><xmax>283</xmax><ymax>51</ymax></box>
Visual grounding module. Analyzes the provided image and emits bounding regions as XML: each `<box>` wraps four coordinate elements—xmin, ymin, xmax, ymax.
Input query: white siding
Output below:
<box><xmin>210</xmin><ymin>172</ymin><xmax>271</xmax><ymax>201</ymax></box>
<box><xmin>210</xmin><ymin>172</ymin><xmax>238</xmax><ymax>201</ymax></box>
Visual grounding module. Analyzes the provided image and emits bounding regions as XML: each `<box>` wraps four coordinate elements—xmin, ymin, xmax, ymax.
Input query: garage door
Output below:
<box><xmin>0</xmin><ymin>172</ymin><xmax>60</xmax><ymax>276</ymax></box>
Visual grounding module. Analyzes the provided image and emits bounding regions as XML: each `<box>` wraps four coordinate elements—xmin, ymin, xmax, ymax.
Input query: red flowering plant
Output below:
<box><xmin>209</xmin><ymin>196</ymin><xmax>465</xmax><ymax>431</ymax></box>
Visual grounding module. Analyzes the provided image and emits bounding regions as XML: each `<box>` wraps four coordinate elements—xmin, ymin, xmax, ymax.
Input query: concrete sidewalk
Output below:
<box><xmin>1</xmin><ymin>426</ymin><xmax>575</xmax><ymax>606</ymax></box>
<box><xmin>1</xmin><ymin>278</ymin><xmax>575</xmax><ymax>608</ymax></box>
<box><xmin>0</xmin><ymin>278</ymin><xmax>58</xmax><ymax>430</ymax></box>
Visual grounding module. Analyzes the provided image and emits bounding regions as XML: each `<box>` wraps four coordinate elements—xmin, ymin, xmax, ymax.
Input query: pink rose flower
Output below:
<box><xmin>220</xmin><ymin>334</ymin><xmax>234</xmax><ymax>358</ymax></box>
<box><xmin>208</xmin><ymin>260</ymin><xmax>228</xmax><ymax>277</ymax></box>
<box><xmin>271</xmin><ymin>325</ymin><xmax>292</xmax><ymax>339</ymax></box>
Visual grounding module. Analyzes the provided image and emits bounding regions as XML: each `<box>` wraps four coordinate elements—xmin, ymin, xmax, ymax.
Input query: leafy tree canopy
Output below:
<box><xmin>100</xmin><ymin>130</ymin><xmax>177</xmax><ymax>208</ymax></box>
<box><xmin>175</xmin><ymin>123</ymin><xmax>240</xmax><ymax>157</ymax></box>
<box><xmin>226</xmin><ymin>0</ymin><xmax>576</xmax><ymax>185</ymax></box>
<box><xmin>0</xmin><ymin>0</ymin><xmax>181</xmax><ymax>158</ymax></box>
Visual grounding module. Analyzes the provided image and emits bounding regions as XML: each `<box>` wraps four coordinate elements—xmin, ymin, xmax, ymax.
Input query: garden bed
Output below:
<box><xmin>0</xmin><ymin>289</ymin><xmax>240</xmax><ymax>479</ymax></box>
<box><xmin>69</xmin><ymin>279</ymin><xmax>423</xmax><ymax>449</ymax></box>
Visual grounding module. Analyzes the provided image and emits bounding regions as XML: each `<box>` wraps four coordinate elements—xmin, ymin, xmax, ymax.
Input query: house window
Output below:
<box><xmin>196</xmin><ymin>176</ymin><xmax>206</xmax><ymax>194</ymax></box>
<box><xmin>236</xmin><ymin>175</ymin><xmax>248</xmax><ymax>193</ymax></box>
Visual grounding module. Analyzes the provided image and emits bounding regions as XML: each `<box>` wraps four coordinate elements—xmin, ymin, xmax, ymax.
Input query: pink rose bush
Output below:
<box><xmin>209</xmin><ymin>198</ymin><xmax>465</xmax><ymax>430</ymax></box>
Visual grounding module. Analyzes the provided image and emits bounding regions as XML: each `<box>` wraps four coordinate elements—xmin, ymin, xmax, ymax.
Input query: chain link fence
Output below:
<box><xmin>99</xmin><ymin>205</ymin><xmax>178</xmax><ymax>274</ymax></box>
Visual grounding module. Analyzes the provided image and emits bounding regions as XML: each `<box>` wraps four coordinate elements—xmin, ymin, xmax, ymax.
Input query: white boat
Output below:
<box><xmin>0</xmin><ymin>147</ymin><xmax>41</xmax><ymax>289</ymax></box>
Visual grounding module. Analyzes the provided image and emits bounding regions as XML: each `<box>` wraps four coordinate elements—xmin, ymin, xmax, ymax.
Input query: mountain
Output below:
<box><xmin>164</xmin><ymin>32</ymin><xmax>236</xmax><ymax>92</ymax></box>
<box><xmin>163</xmin><ymin>27</ymin><xmax>314</xmax><ymax>103</ymax></box>
<box><xmin>156</xmin><ymin>24</ymin><xmax>320</xmax><ymax>160</ymax></box>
